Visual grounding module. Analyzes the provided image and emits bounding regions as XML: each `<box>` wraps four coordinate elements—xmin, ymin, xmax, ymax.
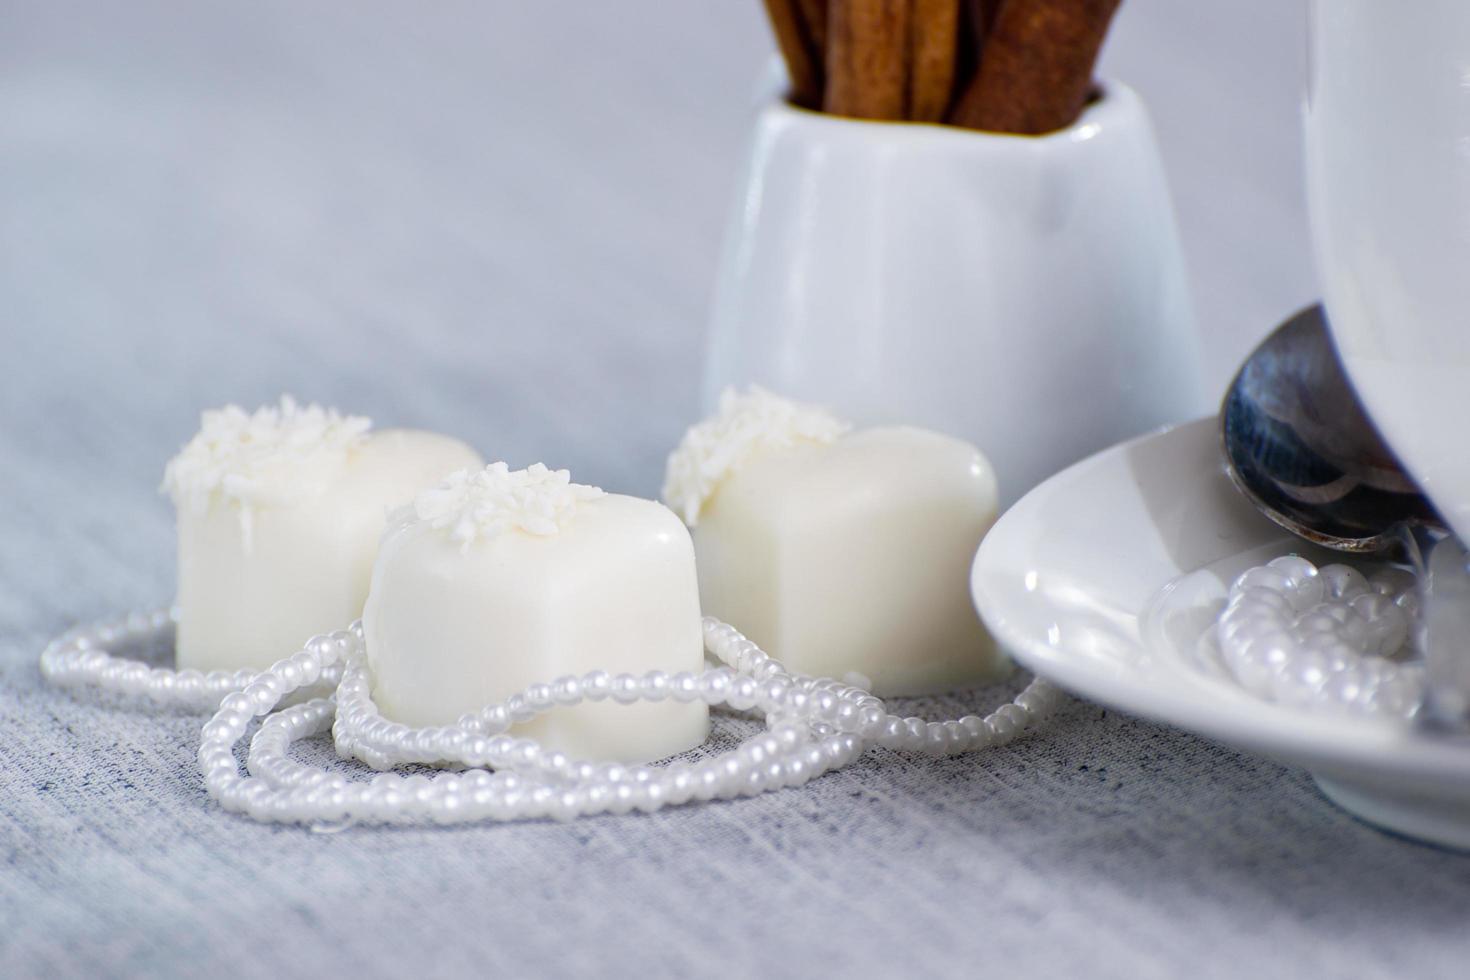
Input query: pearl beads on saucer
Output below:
<box><xmin>1215</xmin><ymin>555</ymin><xmax>1425</xmax><ymax>717</ymax></box>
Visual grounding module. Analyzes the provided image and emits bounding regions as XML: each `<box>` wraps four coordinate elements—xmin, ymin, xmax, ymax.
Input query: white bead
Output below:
<box><xmin>608</xmin><ymin>784</ymin><xmax>636</xmax><ymax>815</ymax></box>
<box><xmin>582</xmin><ymin>671</ymin><xmax>612</xmax><ymax>701</ymax></box>
<box><xmin>1232</xmin><ymin>566</ymin><xmax>1292</xmax><ymax>595</ymax></box>
<box><xmin>552</xmin><ymin>676</ymin><xmax>583</xmax><ymax>705</ymax></box>
<box><xmin>640</xmin><ymin>671</ymin><xmax>670</xmax><ymax>701</ymax></box>
<box><xmin>1349</xmin><ymin>592</ymin><xmax>1393</xmax><ymax>623</ymax></box>
<box><xmin>699</xmin><ymin>670</ymin><xmax>732</xmax><ymax>704</ymax></box>
<box><xmin>691</xmin><ymin>769</ymin><xmax>721</xmax><ymax>802</ymax></box>
<box><xmin>1266</xmin><ymin>556</ymin><xmax>1315</xmax><ymax>579</ymax></box>
<box><xmin>667</xmin><ymin>768</ymin><xmax>695</xmax><ymax>805</ymax></box>
<box><xmin>989</xmin><ymin>711</ymin><xmax>1020</xmax><ymax>739</ymax></box>
<box><xmin>728</xmin><ymin>677</ymin><xmax>759</xmax><ymax>711</ymax></box>
<box><xmin>876</xmin><ymin>717</ymin><xmax>905</xmax><ymax>750</ymax></box>
<box><xmin>670</xmin><ymin>672</ymin><xmax>700</xmax><ymax>702</ymax></box>
<box><xmin>924</xmin><ymin>723</ymin><xmax>949</xmax><ymax>755</ymax></box>
<box><xmin>611</xmin><ymin>674</ymin><xmax>641</xmax><ymax>705</ymax></box>
<box><xmin>506</xmin><ymin>694</ymin><xmax>533</xmax><ymax>721</ymax></box>
<box><xmin>761</xmin><ymin>677</ymin><xmax>792</xmax><ymax>709</ymax></box>
<box><xmin>1371</xmin><ymin>605</ymin><xmax>1409</xmax><ymax>658</ymax></box>
<box><xmin>995</xmin><ymin>703</ymin><xmax>1028</xmax><ymax>731</ymax></box>
<box><xmin>550</xmin><ymin>791</ymin><xmax>581</xmax><ymax>822</ymax></box>
<box><xmin>1367</xmin><ymin>568</ymin><xmax>1413</xmax><ymax>597</ymax></box>
<box><xmin>1320</xmin><ymin>564</ymin><xmax>1369</xmax><ymax>600</ymax></box>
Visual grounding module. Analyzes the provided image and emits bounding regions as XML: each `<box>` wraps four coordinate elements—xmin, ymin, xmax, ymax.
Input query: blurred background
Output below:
<box><xmin>1</xmin><ymin>0</ymin><xmax>1310</xmax><ymax>616</ymax></box>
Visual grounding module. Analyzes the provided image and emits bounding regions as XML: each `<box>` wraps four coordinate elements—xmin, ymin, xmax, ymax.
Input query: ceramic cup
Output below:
<box><xmin>703</xmin><ymin>77</ymin><xmax>1206</xmax><ymax>506</ymax></box>
<box><xmin>1307</xmin><ymin>0</ymin><xmax>1470</xmax><ymax>541</ymax></box>
<box><xmin>1308</xmin><ymin>0</ymin><xmax>1470</xmax><ymax>726</ymax></box>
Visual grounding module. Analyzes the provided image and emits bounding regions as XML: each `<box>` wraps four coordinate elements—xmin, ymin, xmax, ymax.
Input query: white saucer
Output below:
<box><xmin>971</xmin><ymin>417</ymin><xmax>1470</xmax><ymax>849</ymax></box>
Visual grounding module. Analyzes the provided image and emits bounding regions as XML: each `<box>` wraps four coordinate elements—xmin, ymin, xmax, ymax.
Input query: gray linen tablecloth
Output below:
<box><xmin>3</xmin><ymin>2</ymin><xmax>1467</xmax><ymax>977</ymax></box>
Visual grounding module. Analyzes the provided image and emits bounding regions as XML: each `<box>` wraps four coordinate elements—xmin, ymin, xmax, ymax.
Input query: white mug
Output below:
<box><xmin>1307</xmin><ymin>0</ymin><xmax>1470</xmax><ymax>541</ymax></box>
<box><xmin>703</xmin><ymin>76</ymin><xmax>1206</xmax><ymax>506</ymax></box>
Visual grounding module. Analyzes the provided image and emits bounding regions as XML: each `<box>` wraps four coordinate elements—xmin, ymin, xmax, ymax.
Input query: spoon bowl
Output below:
<box><xmin>1219</xmin><ymin>304</ymin><xmax>1443</xmax><ymax>555</ymax></box>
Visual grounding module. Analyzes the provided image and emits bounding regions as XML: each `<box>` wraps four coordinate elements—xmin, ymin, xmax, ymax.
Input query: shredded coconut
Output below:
<box><xmin>161</xmin><ymin>396</ymin><xmax>371</xmax><ymax>513</ymax></box>
<box><xmin>409</xmin><ymin>462</ymin><xmax>604</xmax><ymax>551</ymax></box>
<box><xmin>661</xmin><ymin>386</ymin><xmax>850</xmax><ymax>526</ymax></box>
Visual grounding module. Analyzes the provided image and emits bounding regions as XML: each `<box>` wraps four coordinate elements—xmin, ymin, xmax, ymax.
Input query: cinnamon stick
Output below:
<box><xmin>950</xmin><ymin>1</ymin><xmax>997</xmax><ymax>125</ymax></box>
<box><xmin>949</xmin><ymin>0</ymin><xmax>1121</xmax><ymax>134</ymax></box>
<box><xmin>797</xmin><ymin>0</ymin><xmax>830</xmax><ymax>57</ymax></box>
<box><xmin>967</xmin><ymin>0</ymin><xmax>1003</xmax><ymax>42</ymax></box>
<box><xmin>824</xmin><ymin>0</ymin><xmax>910</xmax><ymax>120</ymax></box>
<box><xmin>763</xmin><ymin>0</ymin><xmax>824</xmax><ymax>108</ymax></box>
<box><xmin>909</xmin><ymin>0</ymin><xmax>960</xmax><ymax>123</ymax></box>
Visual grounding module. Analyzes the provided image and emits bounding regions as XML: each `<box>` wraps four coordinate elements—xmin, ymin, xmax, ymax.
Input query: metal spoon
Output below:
<box><xmin>1220</xmin><ymin>304</ymin><xmax>1470</xmax><ymax>727</ymax></box>
<box><xmin>1220</xmin><ymin>304</ymin><xmax>1443</xmax><ymax>555</ymax></box>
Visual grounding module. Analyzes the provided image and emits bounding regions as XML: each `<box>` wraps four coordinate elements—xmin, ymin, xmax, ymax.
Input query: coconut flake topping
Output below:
<box><xmin>661</xmin><ymin>386</ymin><xmax>850</xmax><ymax>526</ymax></box>
<box><xmin>411</xmin><ymin>462</ymin><xmax>605</xmax><ymax>551</ymax></box>
<box><xmin>162</xmin><ymin>396</ymin><xmax>372</xmax><ymax>513</ymax></box>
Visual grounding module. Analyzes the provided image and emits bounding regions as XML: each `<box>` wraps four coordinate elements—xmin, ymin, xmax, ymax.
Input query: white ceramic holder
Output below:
<box><xmin>704</xmin><ymin>75</ymin><xmax>1206</xmax><ymax>505</ymax></box>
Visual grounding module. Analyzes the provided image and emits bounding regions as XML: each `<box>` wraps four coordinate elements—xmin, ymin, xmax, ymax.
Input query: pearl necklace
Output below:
<box><xmin>39</xmin><ymin>608</ymin><xmax>270</xmax><ymax>711</ymax></box>
<box><xmin>1214</xmin><ymin>555</ymin><xmax>1425</xmax><ymax>716</ymax></box>
<box><xmin>36</xmin><ymin>609</ymin><xmax>1065</xmax><ymax>827</ymax></box>
<box><xmin>204</xmin><ymin>618</ymin><xmax>1062</xmax><ymax>826</ymax></box>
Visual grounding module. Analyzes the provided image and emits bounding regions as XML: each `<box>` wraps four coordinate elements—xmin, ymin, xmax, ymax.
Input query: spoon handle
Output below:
<box><xmin>1407</xmin><ymin>527</ymin><xmax>1470</xmax><ymax>731</ymax></box>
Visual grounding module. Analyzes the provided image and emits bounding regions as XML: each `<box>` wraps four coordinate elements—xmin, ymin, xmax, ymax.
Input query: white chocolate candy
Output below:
<box><xmin>165</xmin><ymin>398</ymin><xmax>481</xmax><ymax>672</ymax></box>
<box><xmin>665</xmin><ymin>389</ymin><xmax>1006</xmax><ymax>696</ymax></box>
<box><xmin>363</xmin><ymin>463</ymin><xmax>709</xmax><ymax>763</ymax></box>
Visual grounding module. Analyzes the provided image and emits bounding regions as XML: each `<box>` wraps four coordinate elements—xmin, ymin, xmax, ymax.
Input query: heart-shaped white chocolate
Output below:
<box><xmin>684</xmin><ymin>418</ymin><xmax>1005</xmax><ymax>696</ymax></box>
<box><xmin>363</xmin><ymin>465</ymin><xmax>709</xmax><ymax>763</ymax></box>
<box><xmin>168</xmin><ymin>402</ymin><xmax>481</xmax><ymax>671</ymax></box>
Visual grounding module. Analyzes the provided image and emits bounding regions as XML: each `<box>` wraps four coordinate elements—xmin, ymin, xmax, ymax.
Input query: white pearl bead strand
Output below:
<box><xmin>1215</xmin><ymin>555</ymin><xmax>1425</xmax><ymax>716</ymax></box>
<box><xmin>201</xmin><ymin>618</ymin><xmax>1065</xmax><ymax>827</ymax></box>
<box><xmin>38</xmin><ymin>607</ymin><xmax>275</xmax><ymax>711</ymax></box>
